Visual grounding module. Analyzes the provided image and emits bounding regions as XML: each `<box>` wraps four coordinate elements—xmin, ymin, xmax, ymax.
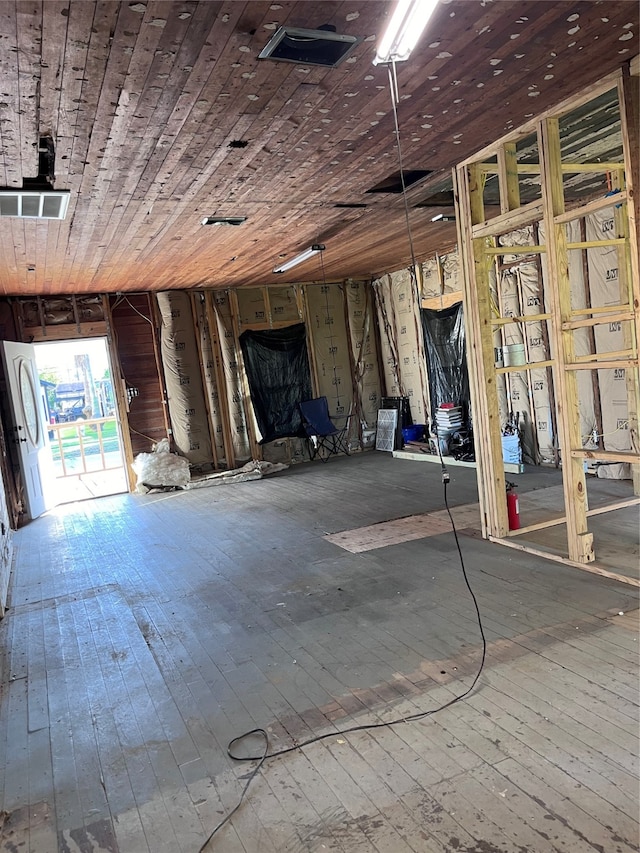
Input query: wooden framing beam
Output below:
<box><xmin>104</xmin><ymin>296</ymin><xmax>136</xmax><ymax>493</ymax></box>
<box><xmin>455</xmin><ymin>69</ymin><xmax>638</xmax><ymax>568</ymax></box>
<box><xmin>189</xmin><ymin>292</ymin><xmax>220</xmax><ymax>470</ymax></box>
<box><xmin>497</xmin><ymin>142</ymin><xmax>521</xmax><ymax>214</ymax></box>
<box><xmin>26</xmin><ymin>321</ymin><xmax>108</xmax><ymax>342</ymax></box>
<box><xmin>488</xmin><ymin>536</ymin><xmax>639</xmax><ymax>588</ymax></box>
<box><xmin>618</xmin><ymin>68</ymin><xmax>640</xmax><ymax>494</ymax></box>
<box><xmin>228</xmin><ymin>289</ymin><xmax>260</xmax><ymax>461</ymax></box>
<box><xmin>421</xmin><ymin>290</ymin><xmax>463</xmax><ymax>311</ymax></box>
<box><xmin>539</xmin><ymin>116</ymin><xmax>593</xmax><ymax>563</ymax></box>
<box><xmin>302</xmin><ymin>285</ymin><xmax>321</xmax><ymax>400</ymax></box>
<box><xmin>460</xmin><ymin>70</ymin><xmax>623</xmax><ymax>167</ymax></box>
<box><xmin>456</xmin><ymin>163</ymin><xmax>509</xmax><ymax>537</ymax></box>
<box><xmin>204</xmin><ymin>292</ymin><xmax>235</xmax><ymax>470</ymax></box>
<box><xmin>554</xmin><ymin>190</ymin><xmax>628</xmax><ymax>224</ymax></box>
<box><xmin>478</xmin><ymin>161</ymin><xmax>625</xmax><ymax>175</ymax></box>
<box><xmin>472</xmin><ymin>199</ymin><xmax>544</xmax><ymax>239</ymax></box>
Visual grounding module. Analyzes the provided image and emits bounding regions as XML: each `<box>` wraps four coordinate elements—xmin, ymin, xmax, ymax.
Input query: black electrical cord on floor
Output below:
<box><xmin>197</xmin><ymin>463</ymin><xmax>487</xmax><ymax>852</ymax></box>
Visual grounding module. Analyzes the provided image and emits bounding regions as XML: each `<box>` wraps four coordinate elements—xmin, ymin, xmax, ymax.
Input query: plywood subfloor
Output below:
<box><xmin>324</xmin><ymin>503</ymin><xmax>480</xmax><ymax>553</ymax></box>
<box><xmin>0</xmin><ymin>453</ymin><xmax>638</xmax><ymax>852</ymax></box>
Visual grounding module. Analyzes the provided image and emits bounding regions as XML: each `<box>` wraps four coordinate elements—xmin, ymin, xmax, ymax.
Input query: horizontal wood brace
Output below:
<box><xmin>421</xmin><ymin>291</ymin><xmax>463</xmax><ymax>310</ymax></box>
<box><xmin>471</xmin><ymin>199</ymin><xmax>544</xmax><ymax>238</ymax></box>
<box><xmin>554</xmin><ymin>190</ymin><xmax>628</xmax><ymax>224</ymax></box>
<box><xmin>496</xmin><ymin>359</ymin><xmax>555</xmax><ymax>374</ymax></box>
<box><xmin>585</xmin><ymin>497</ymin><xmax>640</xmax><ymax>517</ymax></box>
<box><xmin>483</xmin><ymin>244</ymin><xmax>546</xmax><ymax>256</ymax></box>
<box><xmin>492</xmin><ymin>313</ymin><xmax>552</xmax><ymax>326</ymax></box>
<box><xmin>25</xmin><ymin>321</ymin><xmax>108</xmax><ymax>342</ymax></box>
<box><xmin>566</xmin><ymin>238</ymin><xmax>627</xmax><ymax>250</ymax></box>
<box><xmin>562</xmin><ymin>311</ymin><xmax>635</xmax><ymax>330</ymax></box>
<box><xmin>564</xmin><ymin>358</ymin><xmax>638</xmax><ymax>370</ymax></box>
<box><xmin>236</xmin><ymin>320</ymin><xmax>300</xmax><ymax>331</ymax></box>
<box><xmin>477</xmin><ymin>161</ymin><xmax>624</xmax><ymax>175</ymax></box>
<box><xmin>571</xmin><ymin>303</ymin><xmax>632</xmax><ymax>316</ymax></box>
<box><xmin>489</xmin><ymin>536</ymin><xmax>640</xmax><ymax>587</ymax></box>
<box><xmin>574</xmin><ymin>348</ymin><xmax>636</xmax><ymax>360</ymax></box>
<box><xmin>570</xmin><ymin>449</ymin><xmax>639</xmax><ymax>463</ymax></box>
<box><xmin>505</xmin><ymin>515</ymin><xmax>566</xmax><ymax>536</ymax></box>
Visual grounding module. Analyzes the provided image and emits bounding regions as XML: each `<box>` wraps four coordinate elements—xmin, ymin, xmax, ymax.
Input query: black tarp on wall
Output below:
<box><xmin>239</xmin><ymin>323</ymin><xmax>312</xmax><ymax>443</ymax></box>
<box><xmin>421</xmin><ymin>302</ymin><xmax>470</xmax><ymax>425</ymax></box>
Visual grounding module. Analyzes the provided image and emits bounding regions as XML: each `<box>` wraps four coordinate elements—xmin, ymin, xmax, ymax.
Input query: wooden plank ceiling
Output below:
<box><xmin>0</xmin><ymin>0</ymin><xmax>637</xmax><ymax>295</ymax></box>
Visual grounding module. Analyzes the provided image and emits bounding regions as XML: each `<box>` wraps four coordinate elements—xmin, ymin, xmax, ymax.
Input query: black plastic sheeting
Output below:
<box><xmin>421</xmin><ymin>302</ymin><xmax>470</xmax><ymax>426</ymax></box>
<box><xmin>239</xmin><ymin>323</ymin><xmax>312</xmax><ymax>443</ymax></box>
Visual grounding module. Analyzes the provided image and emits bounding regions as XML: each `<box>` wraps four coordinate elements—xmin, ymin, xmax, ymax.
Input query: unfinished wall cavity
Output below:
<box><xmin>305</xmin><ymin>283</ymin><xmax>355</xmax><ymax>425</ymax></box>
<box><xmin>191</xmin><ymin>294</ymin><xmax>227</xmax><ymax>468</ymax></box>
<box><xmin>344</xmin><ymin>281</ymin><xmax>382</xmax><ymax>432</ymax></box>
<box><xmin>0</xmin><ymin>452</ymin><xmax>13</xmax><ymax>617</ymax></box>
<box><xmin>373</xmin><ymin>269</ymin><xmax>430</xmax><ymax>425</ymax></box>
<box><xmin>421</xmin><ymin>251</ymin><xmax>463</xmax><ymax>300</ymax></box>
<box><xmin>157</xmin><ymin>292</ymin><xmax>214</xmax><ymax>467</ymax></box>
<box><xmin>211</xmin><ymin>292</ymin><xmax>252</xmax><ymax>464</ymax></box>
<box><xmin>419</xmin><ymin>200</ymin><xmax>634</xmax><ymax>477</ymax></box>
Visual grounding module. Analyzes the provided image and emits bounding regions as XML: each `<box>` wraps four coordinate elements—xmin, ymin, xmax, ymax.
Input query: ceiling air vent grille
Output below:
<box><xmin>258</xmin><ymin>26</ymin><xmax>363</xmax><ymax>67</ymax></box>
<box><xmin>0</xmin><ymin>191</ymin><xmax>70</xmax><ymax>220</ymax></box>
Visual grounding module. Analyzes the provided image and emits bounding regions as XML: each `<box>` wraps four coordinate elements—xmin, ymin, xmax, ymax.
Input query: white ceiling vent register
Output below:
<box><xmin>0</xmin><ymin>190</ymin><xmax>70</xmax><ymax>220</ymax></box>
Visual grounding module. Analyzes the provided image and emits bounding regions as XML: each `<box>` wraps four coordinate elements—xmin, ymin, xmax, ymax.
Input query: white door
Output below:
<box><xmin>1</xmin><ymin>341</ymin><xmax>55</xmax><ymax>519</ymax></box>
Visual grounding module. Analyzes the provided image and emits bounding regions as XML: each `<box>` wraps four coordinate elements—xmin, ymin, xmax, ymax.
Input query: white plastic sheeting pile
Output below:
<box><xmin>187</xmin><ymin>460</ymin><xmax>288</xmax><ymax>488</ymax></box>
<box><xmin>132</xmin><ymin>438</ymin><xmax>191</xmax><ymax>493</ymax></box>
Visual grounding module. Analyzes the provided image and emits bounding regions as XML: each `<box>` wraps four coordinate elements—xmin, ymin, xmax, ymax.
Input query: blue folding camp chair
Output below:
<box><xmin>299</xmin><ymin>397</ymin><xmax>351</xmax><ymax>462</ymax></box>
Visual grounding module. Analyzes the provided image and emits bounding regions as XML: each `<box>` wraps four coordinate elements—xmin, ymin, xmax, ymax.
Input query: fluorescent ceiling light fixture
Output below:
<box><xmin>373</xmin><ymin>0</ymin><xmax>439</xmax><ymax>65</ymax></box>
<box><xmin>273</xmin><ymin>244</ymin><xmax>325</xmax><ymax>274</ymax></box>
<box><xmin>431</xmin><ymin>213</ymin><xmax>455</xmax><ymax>222</ymax></box>
<box><xmin>0</xmin><ymin>190</ymin><xmax>70</xmax><ymax>220</ymax></box>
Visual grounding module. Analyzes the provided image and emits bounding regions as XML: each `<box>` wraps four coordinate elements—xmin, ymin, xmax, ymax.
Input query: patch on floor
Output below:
<box><xmin>325</xmin><ymin>503</ymin><xmax>480</xmax><ymax>552</ymax></box>
<box><xmin>58</xmin><ymin>818</ymin><xmax>120</xmax><ymax>852</ymax></box>
<box><xmin>0</xmin><ymin>802</ymin><xmax>52</xmax><ymax>847</ymax></box>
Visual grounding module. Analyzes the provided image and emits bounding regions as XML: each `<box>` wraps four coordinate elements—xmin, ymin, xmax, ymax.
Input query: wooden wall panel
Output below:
<box><xmin>109</xmin><ymin>295</ymin><xmax>168</xmax><ymax>456</ymax></box>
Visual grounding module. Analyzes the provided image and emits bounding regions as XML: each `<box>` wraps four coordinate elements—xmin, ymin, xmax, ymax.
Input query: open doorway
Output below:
<box><xmin>35</xmin><ymin>337</ymin><xmax>128</xmax><ymax>504</ymax></box>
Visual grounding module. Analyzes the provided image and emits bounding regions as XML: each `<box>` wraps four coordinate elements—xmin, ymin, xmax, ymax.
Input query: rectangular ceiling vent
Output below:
<box><xmin>366</xmin><ymin>170</ymin><xmax>433</xmax><ymax>194</ymax></box>
<box><xmin>0</xmin><ymin>190</ymin><xmax>70</xmax><ymax>220</ymax></box>
<box><xmin>258</xmin><ymin>26</ymin><xmax>363</xmax><ymax>67</ymax></box>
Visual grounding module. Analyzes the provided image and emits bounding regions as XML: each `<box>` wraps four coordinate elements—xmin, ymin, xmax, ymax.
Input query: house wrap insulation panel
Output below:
<box><xmin>269</xmin><ymin>287</ymin><xmax>302</xmax><ymax>325</ymax></box>
<box><xmin>344</xmin><ymin>281</ymin><xmax>383</xmax><ymax>432</ymax></box>
<box><xmin>156</xmin><ymin>291</ymin><xmax>213</xmax><ymax>466</ymax></box>
<box><xmin>305</xmin><ymin>283</ymin><xmax>355</xmax><ymax>424</ymax></box>
<box><xmin>373</xmin><ymin>269</ymin><xmax>430</xmax><ymax>427</ymax></box>
<box><xmin>235</xmin><ymin>286</ymin><xmax>300</xmax><ymax>327</ymax></box>
<box><xmin>421</xmin><ymin>252</ymin><xmax>463</xmax><ymax>299</ymax></box>
<box><xmin>498</xmin><ymin>227</ymin><xmax>556</xmax><ymax>464</ymax></box>
<box><xmin>585</xmin><ymin>206</ymin><xmax>633</xmax><ymax>476</ymax></box>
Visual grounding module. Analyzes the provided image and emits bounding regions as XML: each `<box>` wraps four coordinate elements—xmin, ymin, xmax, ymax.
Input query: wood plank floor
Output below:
<box><xmin>0</xmin><ymin>452</ymin><xmax>638</xmax><ymax>853</ymax></box>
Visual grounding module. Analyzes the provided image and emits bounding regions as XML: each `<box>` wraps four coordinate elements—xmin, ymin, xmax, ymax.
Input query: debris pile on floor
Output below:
<box><xmin>187</xmin><ymin>459</ymin><xmax>288</xmax><ymax>488</ymax></box>
<box><xmin>133</xmin><ymin>440</ymin><xmax>288</xmax><ymax>493</ymax></box>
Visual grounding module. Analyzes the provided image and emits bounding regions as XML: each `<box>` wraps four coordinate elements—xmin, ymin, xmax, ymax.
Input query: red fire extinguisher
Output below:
<box><xmin>506</xmin><ymin>481</ymin><xmax>520</xmax><ymax>530</ymax></box>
